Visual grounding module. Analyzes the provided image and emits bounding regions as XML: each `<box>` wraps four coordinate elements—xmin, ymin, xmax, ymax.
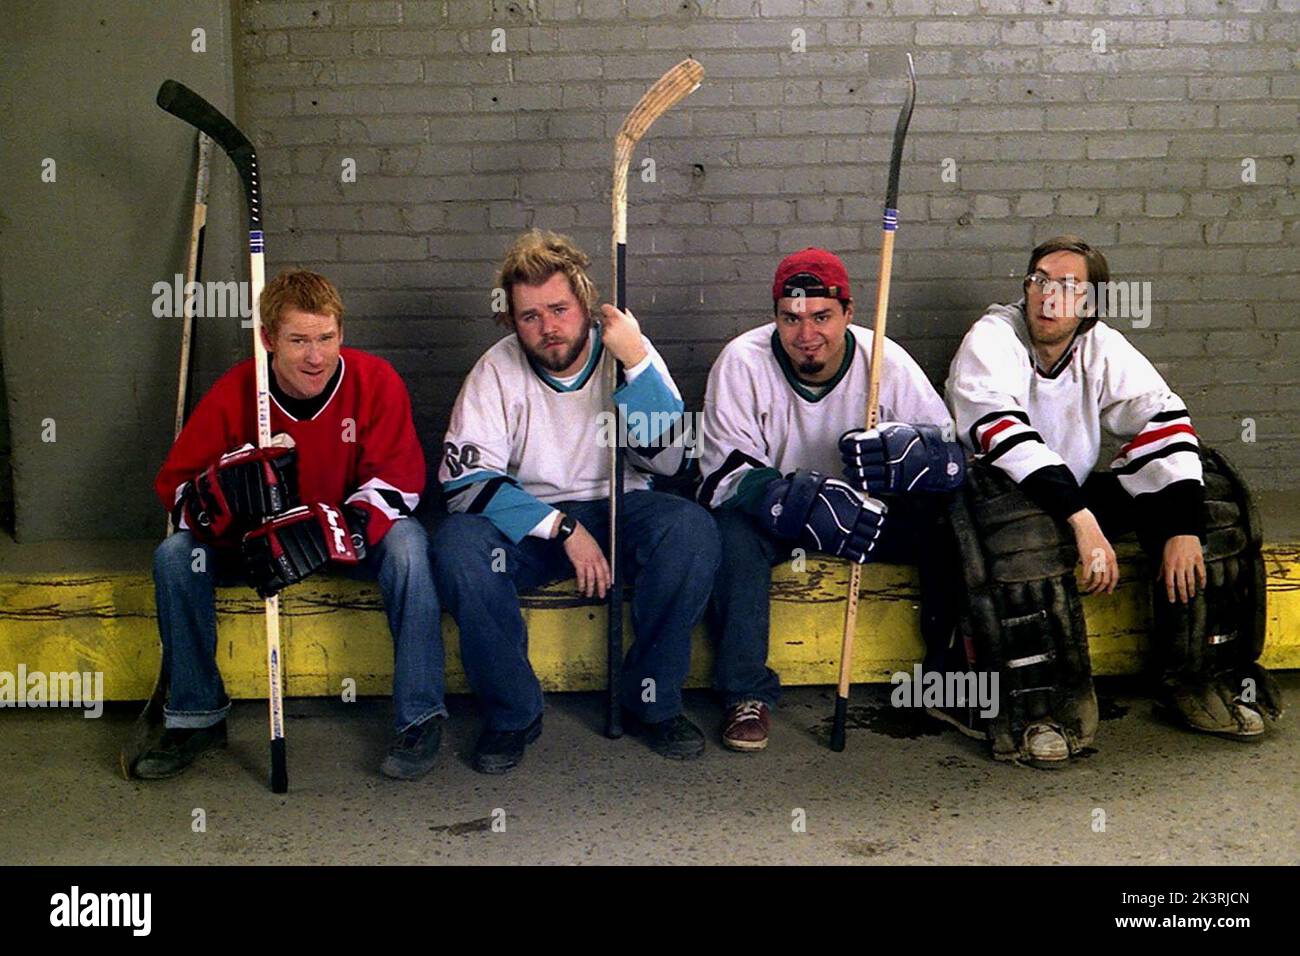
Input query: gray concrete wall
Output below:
<box><xmin>0</xmin><ymin>1</ymin><xmax>244</xmax><ymax>541</ymax></box>
<box><xmin>3</xmin><ymin>0</ymin><xmax>1297</xmax><ymax>540</ymax></box>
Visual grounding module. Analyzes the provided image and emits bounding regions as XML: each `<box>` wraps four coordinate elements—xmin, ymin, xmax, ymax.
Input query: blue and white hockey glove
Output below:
<box><xmin>838</xmin><ymin>422</ymin><xmax>965</xmax><ymax>495</ymax></box>
<box><xmin>759</xmin><ymin>469</ymin><xmax>887</xmax><ymax>563</ymax></box>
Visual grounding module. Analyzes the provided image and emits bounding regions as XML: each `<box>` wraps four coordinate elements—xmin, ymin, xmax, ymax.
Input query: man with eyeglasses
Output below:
<box><xmin>937</xmin><ymin>235</ymin><xmax>1281</xmax><ymax>768</ymax></box>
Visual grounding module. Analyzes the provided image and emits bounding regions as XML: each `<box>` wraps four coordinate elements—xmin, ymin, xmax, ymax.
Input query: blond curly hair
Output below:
<box><xmin>494</xmin><ymin>229</ymin><xmax>599</xmax><ymax>326</ymax></box>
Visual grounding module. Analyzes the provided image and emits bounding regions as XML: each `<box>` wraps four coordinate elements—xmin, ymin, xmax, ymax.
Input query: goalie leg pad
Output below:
<box><xmin>1152</xmin><ymin>447</ymin><xmax>1281</xmax><ymax>725</ymax></box>
<box><xmin>932</xmin><ymin>462</ymin><xmax>1097</xmax><ymax>762</ymax></box>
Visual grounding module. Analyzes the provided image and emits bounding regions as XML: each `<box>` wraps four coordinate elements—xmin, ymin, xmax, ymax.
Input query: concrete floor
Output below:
<box><xmin>1</xmin><ymin>678</ymin><xmax>1295</xmax><ymax>866</ymax></box>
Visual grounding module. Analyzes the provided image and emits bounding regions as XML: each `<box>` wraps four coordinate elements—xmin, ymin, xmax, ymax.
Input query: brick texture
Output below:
<box><xmin>236</xmin><ymin>0</ymin><xmax>1300</xmax><ymax>494</ymax></box>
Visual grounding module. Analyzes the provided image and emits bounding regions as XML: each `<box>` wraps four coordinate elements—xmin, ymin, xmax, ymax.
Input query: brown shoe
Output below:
<box><xmin>722</xmin><ymin>700</ymin><xmax>770</xmax><ymax>752</ymax></box>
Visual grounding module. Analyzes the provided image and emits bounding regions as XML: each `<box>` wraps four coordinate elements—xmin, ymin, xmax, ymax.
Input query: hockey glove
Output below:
<box><xmin>838</xmin><ymin>422</ymin><xmax>965</xmax><ymax>495</ymax></box>
<box><xmin>179</xmin><ymin>443</ymin><xmax>299</xmax><ymax>539</ymax></box>
<box><xmin>242</xmin><ymin>503</ymin><xmax>368</xmax><ymax>597</ymax></box>
<box><xmin>759</xmin><ymin>469</ymin><xmax>887</xmax><ymax>563</ymax></box>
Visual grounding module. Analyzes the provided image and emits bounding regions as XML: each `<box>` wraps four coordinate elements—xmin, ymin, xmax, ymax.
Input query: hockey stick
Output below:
<box><xmin>155</xmin><ymin>80</ymin><xmax>287</xmax><ymax>793</ymax></box>
<box><xmin>607</xmin><ymin>58</ymin><xmax>704</xmax><ymax>739</ymax></box>
<box><xmin>829</xmin><ymin>54</ymin><xmax>916</xmax><ymax>753</ymax></box>
<box><xmin>120</xmin><ymin>131</ymin><xmax>213</xmax><ymax>780</ymax></box>
<box><xmin>168</xmin><ymin>132</ymin><xmax>213</xmax><ymax>536</ymax></box>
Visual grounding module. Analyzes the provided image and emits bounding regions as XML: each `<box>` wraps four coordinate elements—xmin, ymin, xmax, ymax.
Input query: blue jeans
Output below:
<box><xmin>152</xmin><ymin>519</ymin><xmax>447</xmax><ymax>733</ymax></box>
<box><xmin>429</xmin><ymin>490</ymin><xmax>721</xmax><ymax>731</ymax></box>
<box><xmin>708</xmin><ymin>496</ymin><xmax>940</xmax><ymax>709</ymax></box>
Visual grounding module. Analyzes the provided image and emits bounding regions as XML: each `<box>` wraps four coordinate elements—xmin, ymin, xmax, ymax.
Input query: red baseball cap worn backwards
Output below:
<box><xmin>772</xmin><ymin>247</ymin><xmax>852</xmax><ymax>303</ymax></box>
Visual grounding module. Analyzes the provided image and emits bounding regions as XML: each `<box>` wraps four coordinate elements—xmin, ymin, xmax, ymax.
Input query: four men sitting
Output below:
<box><xmin>140</xmin><ymin>234</ymin><xmax>1281</xmax><ymax>779</ymax></box>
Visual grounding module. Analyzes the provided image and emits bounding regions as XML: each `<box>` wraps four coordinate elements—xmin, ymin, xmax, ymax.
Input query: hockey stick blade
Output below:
<box><xmin>614</xmin><ymin>58</ymin><xmax>704</xmax><ymax>161</ymax></box>
<box><xmin>883</xmin><ymin>54</ymin><xmax>917</xmax><ymax>212</ymax></box>
<box><xmin>156</xmin><ymin>80</ymin><xmax>262</xmax><ymax>227</ymax></box>
<box><xmin>120</xmin><ymin>672</ymin><xmax>165</xmax><ymax>779</ymax></box>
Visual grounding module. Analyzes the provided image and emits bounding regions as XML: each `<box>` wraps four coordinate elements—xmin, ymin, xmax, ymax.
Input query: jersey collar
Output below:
<box><xmin>269</xmin><ymin>352</ymin><xmax>346</xmax><ymax>421</ymax></box>
<box><xmin>770</xmin><ymin>326</ymin><xmax>856</xmax><ymax>403</ymax></box>
<box><xmin>1011</xmin><ymin>298</ymin><xmax>1082</xmax><ymax>380</ymax></box>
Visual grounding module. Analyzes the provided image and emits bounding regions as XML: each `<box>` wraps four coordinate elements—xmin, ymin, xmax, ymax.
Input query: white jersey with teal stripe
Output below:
<box><xmin>698</xmin><ymin>322</ymin><xmax>953</xmax><ymax>511</ymax></box>
<box><xmin>439</xmin><ymin>326</ymin><xmax>687</xmax><ymax>542</ymax></box>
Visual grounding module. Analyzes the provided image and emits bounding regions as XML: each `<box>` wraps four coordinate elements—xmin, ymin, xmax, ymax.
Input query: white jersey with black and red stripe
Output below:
<box><xmin>945</xmin><ymin>301</ymin><xmax>1203</xmax><ymax>537</ymax></box>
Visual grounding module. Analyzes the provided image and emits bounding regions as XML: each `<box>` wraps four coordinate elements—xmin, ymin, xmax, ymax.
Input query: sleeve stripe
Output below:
<box><xmin>376</xmin><ymin>488</ymin><xmax>413</xmax><ymax>517</ymax></box>
<box><xmin>982</xmin><ymin>429</ymin><xmax>1047</xmax><ymax>465</ymax></box>
<box><xmin>1112</xmin><ymin>441</ymin><xmax>1201</xmax><ymax>476</ymax></box>
<box><xmin>442</xmin><ymin>468</ymin><xmax>506</xmax><ymax>493</ymax></box>
<box><xmin>347</xmin><ymin>477</ymin><xmax>419</xmax><ymax>519</ymax></box>
<box><xmin>968</xmin><ymin>408</ymin><xmax>1029</xmax><ymax>449</ymax></box>
<box><xmin>978</xmin><ymin>418</ymin><xmax>1018</xmax><ymax>452</ymax></box>
<box><xmin>467</xmin><ymin>475</ymin><xmax>516</xmax><ymax>514</ymax></box>
<box><xmin>1120</xmin><ymin>422</ymin><xmax>1197</xmax><ymax>456</ymax></box>
<box><xmin>1148</xmin><ymin>408</ymin><xmax>1191</xmax><ymax>424</ymax></box>
<box><xmin>699</xmin><ymin>449</ymin><xmax>767</xmax><ymax>508</ymax></box>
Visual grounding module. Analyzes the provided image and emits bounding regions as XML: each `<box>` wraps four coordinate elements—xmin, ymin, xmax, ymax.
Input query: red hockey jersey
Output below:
<box><xmin>155</xmin><ymin>348</ymin><xmax>425</xmax><ymax>547</ymax></box>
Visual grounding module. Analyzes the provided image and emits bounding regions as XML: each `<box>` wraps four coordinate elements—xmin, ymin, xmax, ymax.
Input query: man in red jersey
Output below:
<box><xmin>138</xmin><ymin>270</ymin><xmax>444</xmax><ymax>782</ymax></box>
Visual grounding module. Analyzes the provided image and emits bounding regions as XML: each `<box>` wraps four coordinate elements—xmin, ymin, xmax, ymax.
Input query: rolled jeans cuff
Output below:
<box><xmin>397</xmin><ymin>706</ymin><xmax>449</xmax><ymax>734</ymax></box>
<box><xmin>163</xmin><ymin>699</ymin><xmax>231</xmax><ymax>730</ymax></box>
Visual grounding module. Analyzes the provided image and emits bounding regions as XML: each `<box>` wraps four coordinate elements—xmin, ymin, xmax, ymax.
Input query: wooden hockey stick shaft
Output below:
<box><xmin>250</xmin><ymin>237</ymin><xmax>287</xmax><ymax>794</ymax></box>
<box><xmin>830</xmin><ymin>55</ymin><xmax>916</xmax><ymax>752</ymax></box>
<box><xmin>121</xmin><ymin>131</ymin><xmax>213</xmax><ymax>779</ymax></box>
<box><xmin>167</xmin><ymin>132</ymin><xmax>212</xmax><ymax>536</ymax></box>
<box><xmin>607</xmin><ymin>58</ymin><xmax>703</xmax><ymax>738</ymax></box>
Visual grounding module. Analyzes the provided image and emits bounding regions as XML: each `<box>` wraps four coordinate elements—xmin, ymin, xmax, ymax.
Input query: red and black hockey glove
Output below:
<box><xmin>241</xmin><ymin>503</ymin><xmax>368</xmax><ymax>597</ymax></box>
<box><xmin>179</xmin><ymin>443</ymin><xmax>299</xmax><ymax>540</ymax></box>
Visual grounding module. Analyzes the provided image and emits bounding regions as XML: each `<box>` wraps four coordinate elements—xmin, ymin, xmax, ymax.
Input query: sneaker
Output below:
<box><xmin>472</xmin><ymin>715</ymin><xmax>542</xmax><ymax>775</ymax></box>
<box><xmin>380</xmin><ymin>719</ymin><xmax>443</xmax><ymax>781</ymax></box>
<box><xmin>1023</xmin><ymin>722</ymin><xmax>1070</xmax><ymax>767</ymax></box>
<box><xmin>722</xmin><ymin>700</ymin><xmax>771</xmax><ymax>752</ymax></box>
<box><xmin>626</xmin><ymin>712</ymin><xmax>705</xmax><ymax>760</ymax></box>
<box><xmin>133</xmin><ymin>721</ymin><xmax>228</xmax><ymax>780</ymax></box>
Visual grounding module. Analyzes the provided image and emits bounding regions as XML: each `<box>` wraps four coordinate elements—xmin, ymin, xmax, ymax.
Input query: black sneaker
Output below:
<box><xmin>380</xmin><ymin>719</ymin><xmax>443</xmax><ymax>780</ymax></box>
<box><xmin>133</xmin><ymin>721</ymin><xmax>228</xmax><ymax>780</ymax></box>
<box><xmin>626</xmin><ymin>711</ymin><xmax>705</xmax><ymax>760</ymax></box>
<box><xmin>472</xmin><ymin>715</ymin><xmax>542</xmax><ymax>775</ymax></box>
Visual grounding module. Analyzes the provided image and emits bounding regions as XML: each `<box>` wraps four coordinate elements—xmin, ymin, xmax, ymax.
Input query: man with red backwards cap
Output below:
<box><xmin>698</xmin><ymin>248</ymin><xmax>966</xmax><ymax>751</ymax></box>
<box><xmin>139</xmin><ymin>270</ymin><xmax>445</xmax><ymax>782</ymax></box>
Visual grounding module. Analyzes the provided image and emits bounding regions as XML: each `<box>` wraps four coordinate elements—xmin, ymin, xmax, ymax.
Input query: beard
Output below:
<box><xmin>525</xmin><ymin>317</ymin><xmax>591</xmax><ymax>373</ymax></box>
<box><xmin>796</xmin><ymin>358</ymin><xmax>825</xmax><ymax>377</ymax></box>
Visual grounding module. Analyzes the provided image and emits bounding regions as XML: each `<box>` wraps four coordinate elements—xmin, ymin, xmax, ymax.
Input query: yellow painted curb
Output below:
<box><xmin>1</xmin><ymin>547</ymin><xmax>1296</xmax><ymax>702</ymax></box>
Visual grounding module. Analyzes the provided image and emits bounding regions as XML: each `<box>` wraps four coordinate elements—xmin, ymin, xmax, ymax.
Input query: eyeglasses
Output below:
<box><xmin>1025</xmin><ymin>273</ymin><xmax>1087</xmax><ymax>295</ymax></box>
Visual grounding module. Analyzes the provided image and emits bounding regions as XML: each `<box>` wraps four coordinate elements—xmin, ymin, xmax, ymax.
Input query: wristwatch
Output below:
<box><xmin>555</xmin><ymin>513</ymin><xmax>577</xmax><ymax>542</ymax></box>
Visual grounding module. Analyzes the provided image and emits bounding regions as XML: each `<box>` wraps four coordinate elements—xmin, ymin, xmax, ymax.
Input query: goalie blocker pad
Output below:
<box><xmin>1153</xmin><ymin>447</ymin><xmax>1281</xmax><ymax>721</ymax></box>
<box><xmin>929</xmin><ymin>460</ymin><xmax>1097</xmax><ymax>763</ymax></box>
